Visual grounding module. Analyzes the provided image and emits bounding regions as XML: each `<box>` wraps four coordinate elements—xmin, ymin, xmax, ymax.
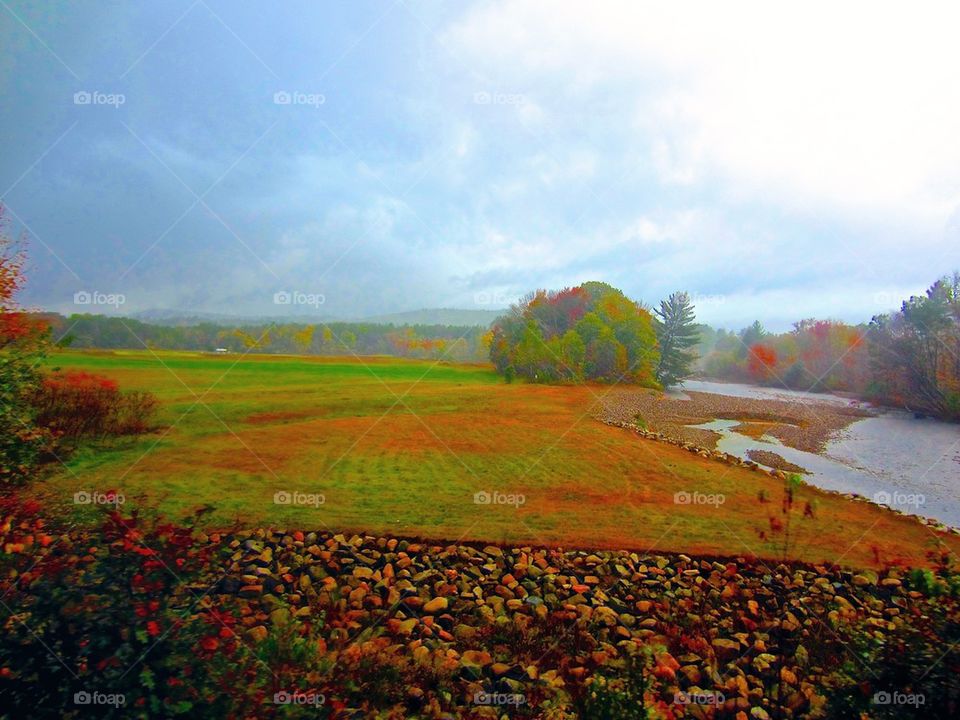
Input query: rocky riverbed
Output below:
<box><xmin>211</xmin><ymin>529</ymin><xmax>925</xmax><ymax>718</ymax></box>
<box><xmin>597</xmin><ymin>389</ymin><xmax>870</xmax><ymax>454</ymax></box>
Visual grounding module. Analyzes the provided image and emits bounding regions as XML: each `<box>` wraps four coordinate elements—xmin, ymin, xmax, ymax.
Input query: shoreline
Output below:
<box><xmin>598</xmin><ymin>386</ymin><xmax>871</xmax><ymax>454</ymax></box>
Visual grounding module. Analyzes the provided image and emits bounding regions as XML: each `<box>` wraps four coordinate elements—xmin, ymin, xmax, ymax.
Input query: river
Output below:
<box><xmin>681</xmin><ymin>381</ymin><xmax>960</xmax><ymax>528</ymax></box>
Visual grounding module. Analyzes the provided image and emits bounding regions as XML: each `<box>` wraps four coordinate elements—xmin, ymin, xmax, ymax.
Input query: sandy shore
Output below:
<box><xmin>596</xmin><ymin>387</ymin><xmax>872</xmax><ymax>454</ymax></box>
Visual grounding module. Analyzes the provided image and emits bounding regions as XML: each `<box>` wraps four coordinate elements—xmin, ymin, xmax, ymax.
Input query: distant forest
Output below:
<box><xmin>42</xmin><ymin>314</ymin><xmax>491</xmax><ymax>362</ymax></box>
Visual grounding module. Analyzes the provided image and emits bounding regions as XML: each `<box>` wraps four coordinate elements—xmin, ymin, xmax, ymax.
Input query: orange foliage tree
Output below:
<box><xmin>747</xmin><ymin>343</ymin><xmax>778</xmax><ymax>382</ymax></box>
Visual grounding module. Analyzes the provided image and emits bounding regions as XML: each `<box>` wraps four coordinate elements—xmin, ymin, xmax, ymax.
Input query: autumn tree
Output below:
<box><xmin>653</xmin><ymin>291</ymin><xmax>699</xmax><ymax>386</ymax></box>
<box><xmin>293</xmin><ymin>324</ymin><xmax>315</xmax><ymax>352</ymax></box>
<box><xmin>747</xmin><ymin>343</ymin><xmax>778</xmax><ymax>382</ymax></box>
<box><xmin>869</xmin><ymin>273</ymin><xmax>960</xmax><ymax>419</ymax></box>
<box><xmin>489</xmin><ymin>282</ymin><xmax>659</xmax><ymax>385</ymax></box>
<box><xmin>231</xmin><ymin>328</ymin><xmax>271</xmax><ymax>350</ymax></box>
<box><xmin>0</xmin><ymin>208</ymin><xmax>50</xmax><ymax>484</ymax></box>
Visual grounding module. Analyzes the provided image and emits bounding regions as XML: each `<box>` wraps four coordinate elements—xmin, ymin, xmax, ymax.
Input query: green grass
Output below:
<box><xmin>37</xmin><ymin>348</ymin><xmax>960</xmax><ymax>568</ymax></box>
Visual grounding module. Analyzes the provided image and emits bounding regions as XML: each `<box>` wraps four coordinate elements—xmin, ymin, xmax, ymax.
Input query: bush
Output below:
<box><xmin>0</xmin><ymin>352</ymin><xmax>49</xmax><ymax>485</ymax></box>
<box><xmin>576</xmin><ymin>650</ymin><xmax>652</xmax><ymax>719</ymax></box>
<box><xmin>32</xmin><ymin>371</ymin><xmax>158</xmax><ymax>440</ymax></box>
<box><xmin>0</xmin><ymin>493</ymin><xmax>284</xmax><ymax>717</ymax></box>
<box><xmin>823</xmin><ymin>553</ymin><xmax>960</xmax><ymax>718</ymax></box>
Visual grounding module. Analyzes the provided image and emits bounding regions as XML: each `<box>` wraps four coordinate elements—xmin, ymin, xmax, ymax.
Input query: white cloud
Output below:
<box><xmin>622</xmin><ymin>210</ymin><xmax>700</xmax><ymax>245</ymax></box>
<box><xmin>444</xmin><ymin>0</ymin><xmax>960</xmax><ymax>227</ymax></box>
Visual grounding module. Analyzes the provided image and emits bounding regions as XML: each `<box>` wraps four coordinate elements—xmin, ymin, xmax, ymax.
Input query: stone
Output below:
<box><xmin>423</xmin><ymin>597</ymin><xmax>448</xmax><ymax>614</ymax></box>
<box><xmin>712</xmin><ymin>638</ymin><xmax>741</xmax><ymax>661</ymax></box>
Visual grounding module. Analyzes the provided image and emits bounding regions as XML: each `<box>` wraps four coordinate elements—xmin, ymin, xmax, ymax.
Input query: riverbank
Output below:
<box><xmin>598</xmin><ymin>387</ymin><xmax>870</xmax><ymax>454</ymax></box>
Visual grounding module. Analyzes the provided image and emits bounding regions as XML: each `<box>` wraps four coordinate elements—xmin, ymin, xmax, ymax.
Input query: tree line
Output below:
<box><xmin>43</xmin><ymin>314</ymin><xmax>491</xmax><ymax>362</ymax></box>
<box><xmin>700</xmin><ymin>273</ymin><xmax>960</xmax><ymax>420</ymax></box>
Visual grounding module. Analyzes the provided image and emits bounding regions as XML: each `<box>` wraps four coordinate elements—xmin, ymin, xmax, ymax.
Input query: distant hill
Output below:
<box><xmin>358</xmin><ymin>308</ymin><xmax>503</xmax><ymax>327</ymax></box>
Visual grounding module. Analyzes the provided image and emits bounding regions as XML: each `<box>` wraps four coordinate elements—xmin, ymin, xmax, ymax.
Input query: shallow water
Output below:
<box><xmin>682</xmin><ymin>379</ymin><xmax>861</xmax><ymax>408</ymax></box>
<box><xmin>684</xmin><ymin>382</ymin><xmax>960</xmax><ymax>527</ymax></box>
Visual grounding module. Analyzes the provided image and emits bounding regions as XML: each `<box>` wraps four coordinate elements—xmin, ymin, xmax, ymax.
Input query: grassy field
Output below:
<box><xmin>39</xmin><ymin>348</ymin><xmax>958</xmax><ymax>568</ymax></box>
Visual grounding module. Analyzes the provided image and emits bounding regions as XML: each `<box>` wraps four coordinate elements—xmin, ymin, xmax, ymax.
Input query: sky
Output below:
<box><xmin>2</xmin><ymin>0</ymin><xmax>959</xmax><ymax>330</ymax></box>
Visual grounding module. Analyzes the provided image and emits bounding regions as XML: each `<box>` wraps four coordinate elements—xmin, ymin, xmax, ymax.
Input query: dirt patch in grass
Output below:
<box><xmin>597</xmin><ymin>387</ymin><xmax>870</xmax><ymax>453</ymax></box>
<box><xmin>244</xmin><ymin>409</ymin><xmax>317</xmax><ymax>424</ymax></box>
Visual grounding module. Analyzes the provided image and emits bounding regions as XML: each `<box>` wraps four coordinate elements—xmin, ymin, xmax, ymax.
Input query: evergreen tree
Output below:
<box><xmin>738</xmin><ymin>320</ymin><xmax>767</xmax><ymax>358</ymax></box>
<box><xmin>653</xmin><ymin>291</ymin><xmax>699</xmax><ymax>386</ymax></box>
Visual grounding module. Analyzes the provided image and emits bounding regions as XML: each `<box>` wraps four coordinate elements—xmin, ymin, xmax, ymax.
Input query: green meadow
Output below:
<box><xmin>39</xmin><ymin>349</ymin><xmax>959</xmax><ymax>568</ymax></box>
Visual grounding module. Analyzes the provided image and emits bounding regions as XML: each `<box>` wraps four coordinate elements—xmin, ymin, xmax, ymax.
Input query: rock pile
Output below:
<box><xmin>211</xmin><ymin>530</ymin><xmax>920</xmax><ymax>717</ymax></box>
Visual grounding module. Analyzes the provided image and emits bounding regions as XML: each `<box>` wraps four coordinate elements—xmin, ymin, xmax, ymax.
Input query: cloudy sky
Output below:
<box><xmin>2</xmin><ymin>0</ymin><xmax>959</xmax><ymax>329</ymax></box>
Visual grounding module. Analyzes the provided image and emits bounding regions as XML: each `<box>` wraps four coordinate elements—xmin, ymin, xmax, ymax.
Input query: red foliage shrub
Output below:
<box><xmin>32</xmin><ymin>370</ymin><xmax>158</xmax><ymax>439</ymax></box>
